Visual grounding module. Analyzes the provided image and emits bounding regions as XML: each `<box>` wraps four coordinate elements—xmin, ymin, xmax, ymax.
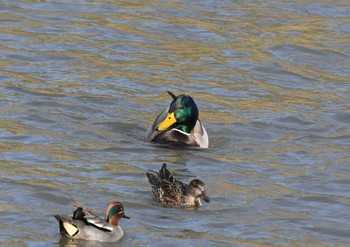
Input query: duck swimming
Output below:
<box><xmin>145</xmin><ymin>163</ymin><xmax>210</xmax><ymax>207</ymax></box>
<box><xmin>146</xmin><ymin>91</ymin><xmax>209</xmax><ymax>148</ymax></box>
<box><xmin>54</xmin><ymin>201</ymin><xmax>129</xmax><ymax>242</ymax></box>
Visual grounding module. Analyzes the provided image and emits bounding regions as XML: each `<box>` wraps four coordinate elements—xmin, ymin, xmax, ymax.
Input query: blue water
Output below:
<box><xmin>0</xmin><ymin>1</ymin><xmax>349</xmax><ymax>246</ymax></box>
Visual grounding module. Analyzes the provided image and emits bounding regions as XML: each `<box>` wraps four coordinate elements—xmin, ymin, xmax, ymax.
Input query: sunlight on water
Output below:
<box><xmin>0</xmin><ymin>0</ymin><xmax>349</xmax><ymax>246</ymax></box>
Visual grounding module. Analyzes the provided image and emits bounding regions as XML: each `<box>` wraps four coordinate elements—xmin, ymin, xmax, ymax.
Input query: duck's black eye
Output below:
<box><xmin>179</xmin><ymin>105</ymin><xmax>185</xmax><ymax>110</ymax></box>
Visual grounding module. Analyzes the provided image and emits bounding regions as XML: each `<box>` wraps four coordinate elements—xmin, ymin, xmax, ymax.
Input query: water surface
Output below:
<box><xmin>1</xmin><ymin>0</ymin><xmax>350</xmax><ymax>246</ymax></box>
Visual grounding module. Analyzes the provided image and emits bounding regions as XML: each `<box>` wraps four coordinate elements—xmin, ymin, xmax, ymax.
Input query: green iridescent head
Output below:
<box><xmin>156</xmin><ymin>91</ymin><xmax>199</xmax><ymax>133</ymax></box>
<box><xmin>105</xmin><ymin>202</ymin><xmax>130</xmax><ymax>225</ymax></box>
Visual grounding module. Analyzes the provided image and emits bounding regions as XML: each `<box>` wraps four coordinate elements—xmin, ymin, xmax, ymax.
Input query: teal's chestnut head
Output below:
<box><xmin>105</xmin><ymin>202</ymin><xmax>130</xmax><ymax>225</ymax></box>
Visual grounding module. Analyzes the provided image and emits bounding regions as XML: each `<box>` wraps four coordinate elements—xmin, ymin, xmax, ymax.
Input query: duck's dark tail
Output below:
<box><xmin>145</xmin><ymin>163</ymin><xmax>175</xmax><ymax>185</ymax></box>
<box><xmin>54</xmin><ymin>215</ymin><xmax>79</xmax><ymax>237</ymax></box>
<box><xmin>167</xmin><ymin>91</ymin><xmax>177</xmax><ymax>99</ymax></box>
<box><xmin>159</xmin><ymin>163</ymin><xmax>175</xmax><ymax>183</ymax></box>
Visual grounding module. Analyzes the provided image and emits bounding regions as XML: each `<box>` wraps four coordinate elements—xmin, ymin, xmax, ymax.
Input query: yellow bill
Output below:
<box><xmin>156</xmin><ymin>112</ymin><xmax>176</xmax><ymax>130</ymax></box>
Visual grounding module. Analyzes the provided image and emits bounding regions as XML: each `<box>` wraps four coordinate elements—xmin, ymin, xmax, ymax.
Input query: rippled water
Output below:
<box><xmin>1</xmin><ymin>0</ymin><xmax>350</xmax><ymax>246</ymax></box>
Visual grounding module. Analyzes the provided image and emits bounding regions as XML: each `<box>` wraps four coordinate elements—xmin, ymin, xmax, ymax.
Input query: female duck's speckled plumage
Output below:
<box><xmin>145</xmin><ymin>163</ymin><xmax>210</xmax><ymax>207</ymax></box>
<box><xmin>146</xmin><ymin>91</ymin><xmax>209</xmax><ymax>148</ymax></box>
<box><xmin>54</xmin><ymin>201</ymin><xmax>129</xmax><ymax>242</ymax></box>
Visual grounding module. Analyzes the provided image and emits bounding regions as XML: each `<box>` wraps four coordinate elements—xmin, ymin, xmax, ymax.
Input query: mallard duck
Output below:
<box><xmin>145</xmin><ymin>163</ymin><xmax>210</xmax><ymax>207</ymax></box>
<box><xmin>146</xmin><ymin>91</ymin><xmax>209</xmax><ymax>148</ymax></box>
<box><xmin>54</xmin><ymin>201</ymin><xmax>129</xmax><ymax>242</ymax></box>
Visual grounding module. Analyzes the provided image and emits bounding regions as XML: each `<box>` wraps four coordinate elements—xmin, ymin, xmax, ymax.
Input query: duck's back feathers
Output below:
<box><xmin>145</xmin><ymin>163</ymin><xmax>209</xmax><ymax>207</ymax></box>
<box><xmin>161</xmin><ymin>179</ymin><xmax>185</xmax><ymax>204</ymax></box>
<box><xmin>145</xmin><ymin>163</ymin><xmax>179</xmax><ymax>203</ymax></box>
<box><xmin>146</xmin><ymin>120</ymin><xmax>208</xmax><ymax>148</ymax></box>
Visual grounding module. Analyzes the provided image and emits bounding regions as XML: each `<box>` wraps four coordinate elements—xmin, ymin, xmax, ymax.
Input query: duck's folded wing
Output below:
<box><xmin>80</xmin><ymin>207</ymin><xmax>114</xmax><ymax>232</ymax></box>
<box><xmin>150</xmin><ymin>129</ymin><xmax>195</xmax><ymax>146</ymax></box>
<box><xmin>192</xmin><ymin>119</ymin><xmax>209</xmax><ymax>148</ymax></box>
<box><xmin>71</xmin><ymin>200</ymin><xmax>99</xmax><ymax>221</ymax></box>
<box><xmin>85</xmin><ymin>217</ymin><xmax>114</xmax><ymax>232</ymax></box>
<box><xmin>71</xmin><ymin>202</ymin><xmax>114</xmax><ymax>232</ymax></box>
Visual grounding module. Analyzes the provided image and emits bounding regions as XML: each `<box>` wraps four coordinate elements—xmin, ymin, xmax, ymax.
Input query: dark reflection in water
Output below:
<box><xmin>0</xmin><ymin>0</ymin><xmax>350</xmax><ymax>246</ymax></box>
